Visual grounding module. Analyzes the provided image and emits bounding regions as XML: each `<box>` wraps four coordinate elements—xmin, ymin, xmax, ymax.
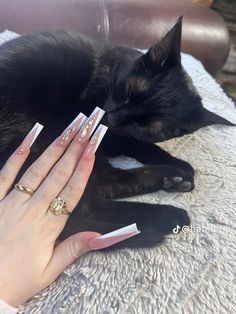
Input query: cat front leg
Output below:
<box><xmin>59</xmin><ymin>197</ymin><xmax>190</xmax><ymax>250</ymax></box>
<box><xmin>59</xmin><ymin>215</ymin><xmax>165</xmax><ymax>250</ymax></box>
<box><xmin>102</xmin><ymin>133</ymin><xmax>194</xmax><ymax>176</ymax></box>
<box><xmin>96</xmin><ymin>164</ymin><xmax>194</xmax><ymax>199</ymax></box>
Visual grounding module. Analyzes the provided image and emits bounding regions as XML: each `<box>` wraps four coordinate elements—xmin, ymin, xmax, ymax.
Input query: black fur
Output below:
<box><xmin>0</xmin><ymin>18</ymin><xmax>233</xmax><ymax>249</ymax></box>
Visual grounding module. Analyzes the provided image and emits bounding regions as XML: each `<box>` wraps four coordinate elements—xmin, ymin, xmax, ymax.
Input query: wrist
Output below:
<box><xmin>0</xmin><ymin>280</ymin><xmax>29</xmax><ymax>307</ymax></box>
<box><xmin>0</xmin><ymin>289</ymin><xmax>21</xmax><ymax>308</ymax></box>
<box><xmin>0</xmin><ymin>298</ymin><xmax>18</xmax><ymax>313</ymax></box>
<box><xmin>0</xmin><ymin>294</ymin><xmax>18</xmax><ymax>308</ymax></box>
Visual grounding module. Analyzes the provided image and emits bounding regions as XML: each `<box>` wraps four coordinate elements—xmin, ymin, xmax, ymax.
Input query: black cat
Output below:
<box><xmin>0</xmin><ymin>18</ymin><xmax>233</xmax><ymax>249</ymax></box>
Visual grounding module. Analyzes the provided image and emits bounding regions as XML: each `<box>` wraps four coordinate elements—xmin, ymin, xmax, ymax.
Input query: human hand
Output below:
<box><xmin>0</xmin><ymin>107</ymin><xmax>107</xmax><ymax>307</ymax></box>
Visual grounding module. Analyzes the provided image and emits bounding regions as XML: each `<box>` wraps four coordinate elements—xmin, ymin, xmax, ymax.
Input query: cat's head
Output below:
<box><xmin>104</xmin><ymin>17</ymin><xmax>234</xmax><ymax>143</ymax></box>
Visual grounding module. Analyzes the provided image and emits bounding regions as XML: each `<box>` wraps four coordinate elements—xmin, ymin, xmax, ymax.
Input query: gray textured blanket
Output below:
<box><xmin>1</xmin><ymin>31</ymin><xmax>236</xmax><ymax>314</ymax></box>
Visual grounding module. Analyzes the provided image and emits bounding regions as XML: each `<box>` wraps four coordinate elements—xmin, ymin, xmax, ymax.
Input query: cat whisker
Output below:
<box><xmin>104</xmin><ymin>80</ymin><xmax>110</xmax><ymax>98</ymax></box>
<box><xmin>110</xmin><ymin>56</ymin><xmax>119</xmax><ymax>94</ymax></box>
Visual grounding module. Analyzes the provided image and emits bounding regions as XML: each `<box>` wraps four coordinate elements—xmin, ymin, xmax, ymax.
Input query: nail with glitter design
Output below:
<box><xmin>88</xmin><ymin>223</ymin><xmax>141</xmax><ymax>250</ymax></box>
<box><xmin>57</xmin><ymin>113</ymin><xmax>87</xmax><ymax>147</ymax></box>
<box><xmin>18</xmin><ymin>122</ymin><xmax>44</xmax><ymax>155</ymax></box>
<box><xmin>85</xmin><ymin>124</ymin><xmax>108</xmax><ymax>159</ymax></box>
<box><xmin>78</xmin><ymin>107</ymin><xmax>105</xmax><ymax>143</ymax></box>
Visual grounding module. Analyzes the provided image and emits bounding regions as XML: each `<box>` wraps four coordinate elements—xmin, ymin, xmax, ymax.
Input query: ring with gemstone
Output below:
<box><xmin>48</xmin><ymin>197</ymin><xmax>71</xmax><ymax>216</ymax></box>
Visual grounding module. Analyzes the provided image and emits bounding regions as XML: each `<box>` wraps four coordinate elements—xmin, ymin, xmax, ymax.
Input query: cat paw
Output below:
<box><xmin>162</xmin><ymin>175</ymin><xmax>193</xmax><ymax>192</ymax></box>
<box><xmin>160</xmin><ymin>167</ymin><xmax>194</xmax><ymax>192</ymax></box>
<box><xmin>153</xmin><ymin>205</ymin><xmax>190</xmax><ymax>235</ymax></box>
<box><xmin>170</xmin><ymin>158</ymin><xmax>195</xmax><ymax>178</ymax></box>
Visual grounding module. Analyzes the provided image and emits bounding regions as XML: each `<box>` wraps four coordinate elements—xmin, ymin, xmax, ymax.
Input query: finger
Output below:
<box><xmin>43</xmin><ymin>231</ymin><xmax>101</xmax><ymax>281</ymax></box>
<box><xmin>28</xmin><ymin>108</ymin><xmax>105</xmax><ymax>213</ymax></box>
<box><xmin>44</xmin><ymin>224</ymin><xmax>141</xmax><ymax>280</ymax></box>
<box><xmin>50</xmin><ymin>153</ymin><xmax>95</xmax><ymax>220</ymax></box>
<box><xmin>8</xmin><ymin>112</ymin><xmax>87</xmax><ymax>203</ymax></box>
<box><xmin>0</xmin><ymin>123</ymin><xmax>43</xmax><ymax>201</ymax></box>
<box><xmin>48</xmin><ymin>125</ymin><xmax>108</xmax><ymax>227</ymax></box>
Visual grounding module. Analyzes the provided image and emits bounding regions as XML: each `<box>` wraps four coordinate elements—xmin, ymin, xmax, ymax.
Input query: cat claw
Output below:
<box><xmin>163</xmin><ymin>176</ymin><xmax>182</xmax><ymax>188</ymax></box>
<box><xmin>180</xmin><ymin>181</ymin><xmax>193</xmax><ymax>191</ymax></box>
<box><xmin>173</xmin><ymin>176</ymin><xmax>183</xmax><ymax>183</ymax></box>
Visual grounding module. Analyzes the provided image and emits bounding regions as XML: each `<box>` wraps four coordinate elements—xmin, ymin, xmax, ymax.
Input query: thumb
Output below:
<box><xmin>44</xmin><ymin>231</ymin><xmax>101</xmax><ymax>281</ymax></box>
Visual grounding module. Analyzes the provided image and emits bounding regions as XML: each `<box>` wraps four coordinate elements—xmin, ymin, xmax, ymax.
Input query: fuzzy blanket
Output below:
<box><xmin>1</xmin><ymin>31</ymin><xmax>236</xmax><ymax>314</ymax></box>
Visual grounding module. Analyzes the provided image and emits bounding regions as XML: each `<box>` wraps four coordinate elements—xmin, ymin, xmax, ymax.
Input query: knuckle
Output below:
<box><xmin>0</xmin><ymin>174</ymin><xmax>8</xmax><ymax>185</ymax></box>
<box><xmin>66</xmin><ymin>183</ymin><xmax>82</xmax><ymax>198</ymax></box>
<box><xmin>77</xmin><ymin>160</ymin><xmax>93</xmax><ymax>176</ymax></box>
<box><xmin>77</xmin><ymin>165</ymin><xmax>88</xmax><ymax>175</ymax></box>
<box><xmin>21</xmin><ymin>207</ymin><xmax>40</xmax><ymax>223</ymax></box>
<box><xmin>46</xmin><ymin>147</ymin><xmax>58</xmax><ymax>160</ymax></box>
<box><xmin>4</xmin><ymin>157</ymin><xmax>15</xmax><ymax>170</ymax></box>
<box><xmin>25</xmin><ymin>167</ymin><xmax>43</xmax><ymax>183</ymax></box>
<box><xmin>62</xmin><ymin>184</ymin><xmax>84</xmax><ymax>210</ymax></box>
<box><xmin>68</xmin><ymin>146</ymin><xmax>79</xmax><ymax>158</ymax></box>
<box><xmin>41</xmin><ymin>221</ymin><xmax>59</xmax><ymax>237</ymax></box>
<box><xmin>76</xmin><ymin>185</ymin><xmax>84</xmax><ymax>196</ymax></box>
<box><xmin>69</xmin><ymin>239</ymin><xmax>83</xmax><ymax>259</ymax></box>
<box><xmin>52</xmin><ymin>167</ymin><xmax>68</xmax><ymax>180</ymax></box>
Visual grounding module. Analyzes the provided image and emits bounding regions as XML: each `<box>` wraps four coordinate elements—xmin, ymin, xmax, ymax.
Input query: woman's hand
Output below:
<box><xmin>0</xmin><ymin>107</ymin><xmax>107</xmax><ymax>307</ymax></box>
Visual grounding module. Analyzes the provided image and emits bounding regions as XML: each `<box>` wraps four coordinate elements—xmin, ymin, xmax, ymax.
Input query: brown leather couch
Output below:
<box><xmin>0</xmin><ymin>0</ymin><xmax>230</xmax><ymax>76</ymax></box>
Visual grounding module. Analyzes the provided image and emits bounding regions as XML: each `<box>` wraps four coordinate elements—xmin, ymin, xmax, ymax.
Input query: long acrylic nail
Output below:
<box><xmin>57</xmin><ymin>113</ymin><xmax>87</xmax><ymax>147</ymax></box>
<box><xmin>18</xmin><ymin>122</ymin><xmax>44</xmax><ymax>154</ymax></box>
<box><xmin>88</xmin><ymin>223</ymin><xmax>141</xmax><ymax>250</ymax></box>
<box><xmin>85</xmin><ymin>124</ymin><xmax>108</xmax><ymax>159</ymax></box>
<box><xmin>77</xmin><ymin>107</ymin><xmax>105</xmax><ymax>143</ymax></box>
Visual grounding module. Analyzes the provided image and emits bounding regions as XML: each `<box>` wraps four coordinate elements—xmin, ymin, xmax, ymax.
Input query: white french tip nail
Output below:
<box><xmin>78</xmin><ymin>107</ymin><xmax>105</xmax><ymax>142</ymax></box>
<box><xmin>86</xmin><ymin>124</ymin><xmax>108</xmax><ymax>158</ymax></box>
<box><xmin>88</xmin><ymin>223</ymin><xmax>141</xmax><ymax>250</ymax></box>
<box><xmin>99</xmin><ymin>223</ymin><xmax>141</xmax><ymax>239</ymax></box>
<box><xmin>29</xmin><ymin>122</ymin><xmax>44</xmax><ymax>147</ymax></box>
<box><xmin>92</xmin><ymin>124</ymin><xmax>108</xmax><ymax>152</ymax></box>
<box><xmin>88</xmin><ymin>107</ymin><xmax>105</xmax><ymax>136</ymax></box>
<box><xmin>67</xmin><ymin>112</ymin><xmax>87</xmax><ymax>130</ymax></box>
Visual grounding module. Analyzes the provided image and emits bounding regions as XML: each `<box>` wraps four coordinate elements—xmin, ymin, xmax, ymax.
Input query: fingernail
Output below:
<box><xmin>77</xmin><ymin>107</ymin><xmax>105</xmax><ymax>143</ymax></box>
<box><xmin>57</xmin><ymin>113</ymin><xmax>87</xmax><ymax>147</ymax></box>
<box><xmin>85</xmin><ymin>124</ymin><xmax>108</xmax><ymax>159</ymax></box>
<box><xmin>88</xmin><ymin>223</ymin><xmax>141</xmax><ymax>250</ymax></box>
<box><xmin>18</xmin><ymin>122</ymin><xmax>44</xmax><ymax>154</ymax></box>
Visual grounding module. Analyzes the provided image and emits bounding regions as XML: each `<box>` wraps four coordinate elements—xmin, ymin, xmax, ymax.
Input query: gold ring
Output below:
<box><xmin>49</xmin><ymin>197</ymin><xmax>71</xmax><ymax>216</ymax></box>
<box><xmin>15</xmin><ymin>183</ymin><xmax>34</xmax><ymax>196</ymax></box>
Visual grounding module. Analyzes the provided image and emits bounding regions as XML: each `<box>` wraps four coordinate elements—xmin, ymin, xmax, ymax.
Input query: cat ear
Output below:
<box><xmin>137</xmin><ymin>16</ymin><xmax>182</xmax><ymax>71</ymax></box>
<box><xmin>186</xmin><ymin>107</ymin><xmax>235</xmax><ymax>133</ymax></box>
